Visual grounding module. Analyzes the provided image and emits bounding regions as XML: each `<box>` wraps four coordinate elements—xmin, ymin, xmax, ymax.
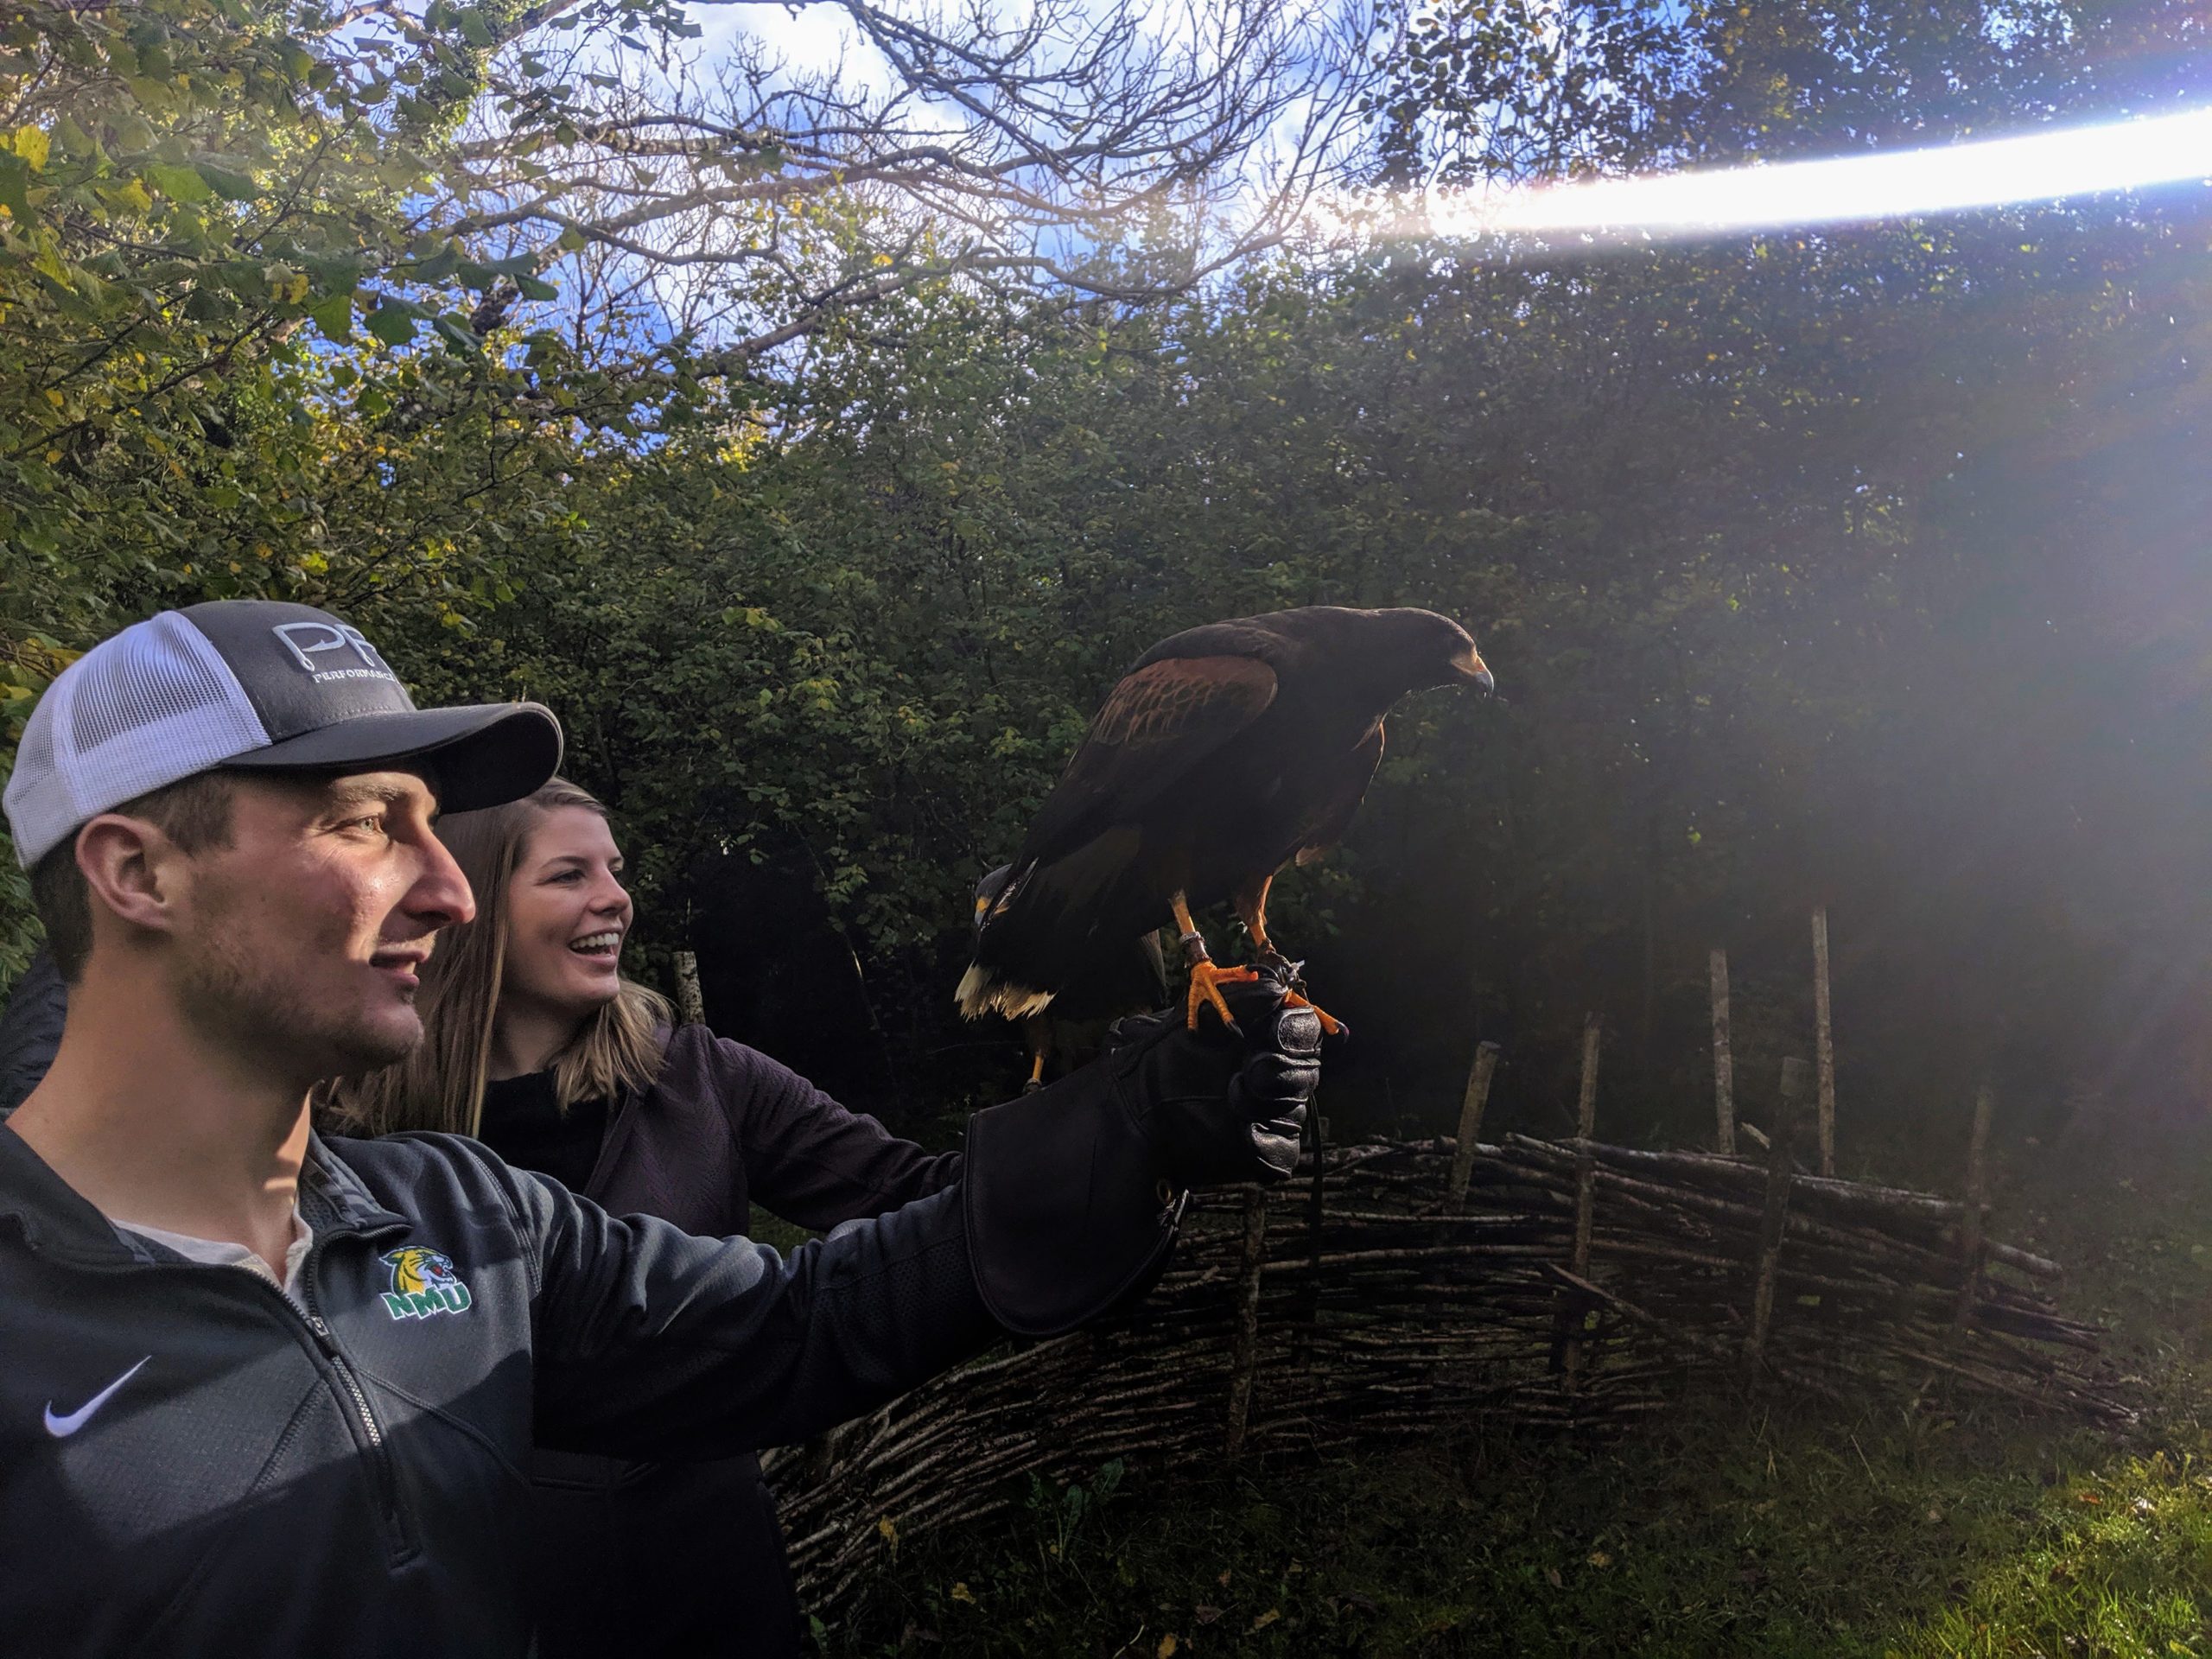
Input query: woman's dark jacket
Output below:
<box><xmin>0</xmin><ymin>945</ymin><xmax>62</xmax><ymax>1117</ymax></box>
<box><xmin>499</xmin><ymin>1026</ymin><xmax>958</xmax><ymax>1657</ymax></box>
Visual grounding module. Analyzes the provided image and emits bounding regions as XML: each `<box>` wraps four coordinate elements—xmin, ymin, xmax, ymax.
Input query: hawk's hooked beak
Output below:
<box><xmin>1452</xmin><ymin>645</ymin><xmax>1496</xmax><ymax>694</ymax></box>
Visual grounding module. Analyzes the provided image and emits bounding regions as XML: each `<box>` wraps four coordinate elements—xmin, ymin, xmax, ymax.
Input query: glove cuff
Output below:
<box><xmin>962</xmin><ymin>1065</ymin><xmax>1182</xmax><ymax>1338</ymax></box>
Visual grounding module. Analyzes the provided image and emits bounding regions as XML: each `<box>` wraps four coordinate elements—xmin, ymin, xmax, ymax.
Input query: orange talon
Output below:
<box><xmin>1283</xmin><ymin>988</ymin><xmax>1343</xmax><ymax>1036</ymax></box>
<box><xmin>1185</xmin><ymin>959</ymin><xmax>1259</xmax><ymax>1030</ymax></box>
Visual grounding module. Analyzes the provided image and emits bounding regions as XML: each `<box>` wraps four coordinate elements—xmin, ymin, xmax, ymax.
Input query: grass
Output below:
<box><xmin>817</xmin><ymin>1139</ymin><xmax>2212</xmax><ymax>1657</ymax></box>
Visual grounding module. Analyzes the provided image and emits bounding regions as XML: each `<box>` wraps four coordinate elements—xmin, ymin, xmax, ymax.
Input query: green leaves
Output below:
<box><xmin>0</xmin><ymin>153</ymin><xmax>28</xmax><ymax>222</ymax></box>
<box><xmin>366</xmin><ymin>302</ymin><xmax>420</xmax><ymax>346</ymax></box>
<box><xmin>196</xmin><ymin>163</ymin><xmax>258</xmax><ymax>202</ymax></box>
<box><xmin>143</xmin><ymin>162</ymin><xmax>211</xmax><ymax>203</ymax></box>
<box><xmin>308</xmin><ymin>291</ymin><xmax>355</xmax><ymax>341</ymax></box>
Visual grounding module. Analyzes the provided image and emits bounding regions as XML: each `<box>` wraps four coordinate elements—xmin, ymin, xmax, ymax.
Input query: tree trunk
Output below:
<box><xmin>673</xmin><ymin>949</ymin><xmax>707</xmax><ymax>1027</ymax></box>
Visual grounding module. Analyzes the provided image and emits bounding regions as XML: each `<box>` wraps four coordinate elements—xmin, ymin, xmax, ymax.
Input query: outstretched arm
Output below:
<box><xmin>521</xmin><ymin>1169</ymin><xmax>998</xmax><ymax>1462</ymax></box>
<box><xmin>517</xmin><ymin>978</ymin><xmax>1319</xmax><ymax>1459</ymax></box>
<box><xmin>707</xmin><ymin>1036</ymin><xmax>959</xmax><ymax>1230</ymax></box>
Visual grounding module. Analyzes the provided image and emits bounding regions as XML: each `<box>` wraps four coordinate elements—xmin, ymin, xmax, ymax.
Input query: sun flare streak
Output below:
<box><xmin>1371</xmin><ymin>105</ymin><xmax>2212</xmax><ymax>244</ymax></box>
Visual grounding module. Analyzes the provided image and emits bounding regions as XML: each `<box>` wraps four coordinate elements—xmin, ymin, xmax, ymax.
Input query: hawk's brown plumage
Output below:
<box><xmin>958</xmin><ymin>606</ymin><xmax>1491</xmax><ymax>1024</ymax></box>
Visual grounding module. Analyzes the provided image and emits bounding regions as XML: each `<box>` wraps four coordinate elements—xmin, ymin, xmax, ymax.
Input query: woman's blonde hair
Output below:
<box><xmin>322</xmin><ymin>778</ymin><xmax>672</xmax><ymax>1138</ymax></box>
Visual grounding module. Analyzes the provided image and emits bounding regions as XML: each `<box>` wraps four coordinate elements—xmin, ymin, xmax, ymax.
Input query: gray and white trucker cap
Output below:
<box><xmin>5</xmin><ymin>601</ymin><xmax>563</xmax><ymax>868</ymax></box>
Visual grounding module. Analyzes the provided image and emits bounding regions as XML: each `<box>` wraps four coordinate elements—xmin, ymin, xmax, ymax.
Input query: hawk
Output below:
<box><xmin>958</xmin><ymin>606</ymin><xmax>1491</xmax><ymax>1031</ymax></box>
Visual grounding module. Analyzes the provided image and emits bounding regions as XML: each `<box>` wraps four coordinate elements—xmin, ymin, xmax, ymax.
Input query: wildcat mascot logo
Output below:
<box><xmin>380</xmin><ymin>1247</ymin><xmax>474</xmax><ymax>1320</ymax></box>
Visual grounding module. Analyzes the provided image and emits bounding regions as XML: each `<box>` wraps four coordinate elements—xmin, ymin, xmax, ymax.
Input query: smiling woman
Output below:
<box><xmin>492</xmin><ymin>798</ymin><xmax>639</xmax><ymax>1078</ymax></box>
<box><xmin>327</xmin><ymin>781</ymin><xmax>670</xmax><ymax>1143</ymax></box>
<box><xmin>321</xmin><ymin>777</ymin><xmax>960</xmax><ymax>1658</ymax></box>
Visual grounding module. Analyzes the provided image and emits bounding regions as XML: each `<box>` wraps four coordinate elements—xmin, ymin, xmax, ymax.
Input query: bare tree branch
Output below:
<box><xmin>374</xmin><ymin>0</ymin><xmax>1384</xmax><ymax>363</ymax></box>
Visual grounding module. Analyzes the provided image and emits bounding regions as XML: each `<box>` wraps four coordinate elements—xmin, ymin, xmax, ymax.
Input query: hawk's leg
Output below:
<box><xmin>1231</xmin><ymin>874</ymin><xmax>1344</xmax><ymax>1036</ymax></box>
<box><xmin>1173</xmin><ymin>892</ymin><xmax>1256</xmax><ymax>1030</ymax></box>
<box><xmin>1020</xmin><ymin>1014</ymin><xmax>1051</xmax><ymax>1093</ymax></box>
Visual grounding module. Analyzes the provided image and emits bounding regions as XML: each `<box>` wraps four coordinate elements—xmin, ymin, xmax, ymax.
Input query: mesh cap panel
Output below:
<box><xmin>14</xmin><ymin>677</ymin><xmax>54</xmax><ymax>795</ymax></box>
<box><xmin>69</xmin><ymin>612</ymin><xmax>247</xmax><ymax>755</ymax></box>
<box><xmin>4</xmin><ymin>613</ymin><xmax>270</xmax><ymax>868</ymax></box>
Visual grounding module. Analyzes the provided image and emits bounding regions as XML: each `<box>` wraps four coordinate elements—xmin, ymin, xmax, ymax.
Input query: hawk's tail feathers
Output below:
<box><xmin>956</xmin><ymin>963</ymin><xmax>1056</xmax><ymax>1021</ymax></box>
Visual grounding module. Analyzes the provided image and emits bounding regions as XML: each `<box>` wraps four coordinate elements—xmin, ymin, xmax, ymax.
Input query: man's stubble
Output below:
<box><xmin>171</xmin><ymin>863</ymin><xmax>424</xmax><ymax>1085</ymax></box>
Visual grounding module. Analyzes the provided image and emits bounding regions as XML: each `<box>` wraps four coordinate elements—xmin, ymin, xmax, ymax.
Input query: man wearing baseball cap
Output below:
<box><xmin>0</xmin><ymin>601</ymin><xmax>1322</xmax><ymax>1656</ymax></box>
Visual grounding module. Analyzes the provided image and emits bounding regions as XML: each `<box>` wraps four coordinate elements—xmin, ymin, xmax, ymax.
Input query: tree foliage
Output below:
<box><xmin>4</xmin><ymin>0</ymin><xmax>2210</xmax><ymax>1139</ymax></box>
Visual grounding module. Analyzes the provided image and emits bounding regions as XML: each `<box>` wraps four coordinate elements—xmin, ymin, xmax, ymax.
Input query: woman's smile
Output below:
<box><xmin>569</xmin><ymin>929</ymin><xmax>624</xmax><ymax>960</ymax></box>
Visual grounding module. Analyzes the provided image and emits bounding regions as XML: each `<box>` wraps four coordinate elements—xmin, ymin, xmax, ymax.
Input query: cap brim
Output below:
<box><xmin>223</xmin><ymin>702</ymin><xmax>563</xmax><ymax>813</ymax></box>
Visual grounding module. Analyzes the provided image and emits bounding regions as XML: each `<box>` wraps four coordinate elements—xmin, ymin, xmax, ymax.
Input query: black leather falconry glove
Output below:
<box><xmin>961</xmin><ymin>970</ymin><xmax>1324</xmax><ymax>1338</ymax></box>
<box><xmin>1096</xmin><ymin>972</ymin><xmax>1322</xmax><ymax>1188</ymax></box>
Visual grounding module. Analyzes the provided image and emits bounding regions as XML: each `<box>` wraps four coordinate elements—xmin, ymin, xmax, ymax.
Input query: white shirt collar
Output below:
<box><xmin>110</xmin><ymin>1209</ymin><xmax>313</xmax><ymax>1298</ymax></box>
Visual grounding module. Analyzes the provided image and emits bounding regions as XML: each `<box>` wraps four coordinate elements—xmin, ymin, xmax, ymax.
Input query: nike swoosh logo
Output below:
<box><xmin>44</xmin><ymin>1356</ymin><xmax>151</xmax><ymax>1438</ymax></box>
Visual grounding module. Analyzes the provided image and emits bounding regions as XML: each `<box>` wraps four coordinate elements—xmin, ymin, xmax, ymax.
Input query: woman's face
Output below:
<box><xmin>499</xmin><ymin>805</ymin><xmax>633</xmax><ymax>1023</ymax></box>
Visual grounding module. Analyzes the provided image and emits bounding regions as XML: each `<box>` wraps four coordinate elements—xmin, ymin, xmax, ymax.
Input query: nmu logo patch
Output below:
<box><xmin>379</xmin><ymin>1247</ymin><xmax>473</xmax><ymax>1320</ymax></box>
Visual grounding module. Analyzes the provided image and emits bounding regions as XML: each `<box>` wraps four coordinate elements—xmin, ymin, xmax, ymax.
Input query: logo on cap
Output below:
<box><xmin>271</xmin><ymin>621</ymin><xmax>398</xmax><ymax>687</ymax></box>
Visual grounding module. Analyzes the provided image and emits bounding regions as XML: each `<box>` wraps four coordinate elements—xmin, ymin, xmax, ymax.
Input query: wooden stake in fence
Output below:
<box><xmin>1953</xmin><ymin>1082</ymin><xmax>1995</xmax><ymax>1332</ymax></box>
<box><xmin>673</xmin><ymin>948</ymin><xmax>707</xmax><ymax>1027</ymax></box>
<box><xmin>1744</xmin><ymin>1057</ymin><xmax>1809</xmax><ymax>1379</ymax></box>
<box><xmin>1571</xmin><ymin>1014</ymin><xmax>1602</xmax><ymax>1268</ymax></box>
<box><xmin>1306</xmin><ymin>1113</ymin><xmax>1329</xmax><ymax>1279</ymax></box>
<box><xmin>1447</xmin><ymin>1042</ymin><xmax>1503</xmax><ymax>1209</ymax></box>
<box><xmin>1223</xmin><ymin>1187</ymin><xmax>1270</xmax><ymax>1455</ymax></box>
<box><xmin>1290</xmin><ymin>1112</ymin><xmax>1330</xmax><ymax>1369</ymax></box>
<box><xmin>1562</xmin><ymin>1014</ymin><xmax>1603</xmax><ymax>1391</ymax></box>
<box><xmin>1812</xmin><ymin>908</ymin><xmax>1837</xmax><ymax>1177</ymax></box>
<box><xmin>1710</xmin><ymin>948</ymin><xmax>1736</xmax><ymax>1155</ymax></box>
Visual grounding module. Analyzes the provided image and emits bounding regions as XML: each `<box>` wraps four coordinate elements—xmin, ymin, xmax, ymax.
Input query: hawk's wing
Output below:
<box><xmin>1014</xmin><ymin>655</ymin><xmax>1278</xmax><ymax>865</ymax></box>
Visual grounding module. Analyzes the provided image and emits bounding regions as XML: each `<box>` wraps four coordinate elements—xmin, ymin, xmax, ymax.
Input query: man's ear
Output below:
<box><xmin>74</xmin><ymin>815</ymin><xmax>186</xmax><ymax>942</ymax></box>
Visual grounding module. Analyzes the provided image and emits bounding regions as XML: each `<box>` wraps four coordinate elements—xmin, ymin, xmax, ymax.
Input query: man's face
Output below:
<box><xmin>166</xmin><ymin>771</ymin><xmax>475</xmax><ymax>1080</ymax></box>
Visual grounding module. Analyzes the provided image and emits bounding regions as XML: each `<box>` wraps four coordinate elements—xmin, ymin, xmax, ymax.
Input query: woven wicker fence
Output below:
<box><xmin>761</xmin><ymin>1129</ymin><xmax>2121</xmax><ymax>1612</ymax></box>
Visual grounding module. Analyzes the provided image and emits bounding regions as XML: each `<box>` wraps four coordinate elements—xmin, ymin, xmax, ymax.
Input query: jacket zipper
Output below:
<box><xmin>296</xmin><ymin>1249</ymin><xmax>419</xmax><ymax>1567</ymax></box>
